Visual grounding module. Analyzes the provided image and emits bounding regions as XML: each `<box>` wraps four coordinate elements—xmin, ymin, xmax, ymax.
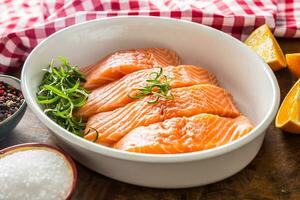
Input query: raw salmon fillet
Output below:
<box><xmin>114</xmin><ymin>114</ymin><xmax>253</xmax><ymax>154</ymax></box>
<box><xmin>83</xmin><ymin>48</ymin><xmax>180</xmax><ymax>89</ymax></box>
<box><xmin>76</xmin><ymin>65</ymin><xmax>218</xmax><ymax>118</ymax></box>
<box><xmin>84</xmin><ymin>84</ymin><xmax>240</xmax><ymax>145</ymax></box>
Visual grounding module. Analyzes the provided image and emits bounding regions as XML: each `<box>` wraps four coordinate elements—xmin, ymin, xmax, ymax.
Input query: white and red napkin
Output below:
<box><xmin>1</xmin><ymin>0</ymin><xmax>299</xmax><ymax>73</ymax></box>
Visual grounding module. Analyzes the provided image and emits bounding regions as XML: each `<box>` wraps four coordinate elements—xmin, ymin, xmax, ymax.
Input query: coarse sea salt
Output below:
<box><xmin>0</xmin><ymin>149</ymin><xmax>72</xmax><ymax>200</ymax></box>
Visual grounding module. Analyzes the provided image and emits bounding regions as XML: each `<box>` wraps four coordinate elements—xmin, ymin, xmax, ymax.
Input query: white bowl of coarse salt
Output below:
<box><xmin>0</xmin><ymin>143</ymin><xmax>77</xmax><ymax>200</ymax></box>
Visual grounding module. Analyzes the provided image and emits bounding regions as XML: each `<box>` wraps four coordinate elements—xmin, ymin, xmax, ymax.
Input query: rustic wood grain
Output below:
<box><xmin>1</xmin><ymin>38</ymin><xmax>300</xmax><ymax>200</ymax></box>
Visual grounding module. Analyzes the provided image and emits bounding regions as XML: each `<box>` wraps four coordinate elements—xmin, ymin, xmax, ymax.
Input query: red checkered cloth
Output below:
<box><xmin>1</xmin><ymin>0</ymin><xmax>299</xmax><ymax>73</ymax></box>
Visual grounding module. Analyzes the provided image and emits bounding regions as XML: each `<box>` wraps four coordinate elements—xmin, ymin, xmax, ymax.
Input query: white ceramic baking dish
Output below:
<box><xmin>21</xmin><ymin>17</ymin><xmax>279</xmax><ymax>188</ymax></box>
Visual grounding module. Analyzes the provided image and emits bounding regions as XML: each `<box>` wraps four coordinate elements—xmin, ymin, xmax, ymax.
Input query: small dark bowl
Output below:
<box><xmin>0</xmin><ymin>75</ymin><xmax>26</xmax><ymax>140</ymax></box>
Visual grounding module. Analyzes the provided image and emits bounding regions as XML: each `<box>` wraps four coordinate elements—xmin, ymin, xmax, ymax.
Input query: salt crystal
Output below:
<box><xmin>0</xmin><ymin>149</ymin><xmax>73</xmax><ymax>200</ymax></box>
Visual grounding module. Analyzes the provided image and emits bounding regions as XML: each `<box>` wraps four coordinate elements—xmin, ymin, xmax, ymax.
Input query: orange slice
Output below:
<box><xmin>275</xmin><ymin>79</ymin><xmax>300</xmax><ymax>133</ymax></box>
<box><xmin>286</xmin><ymin>53</ymin><xmax>300</xmax><ymax>78</ymax></box>
<box><xmin>244</xmin><ymin>24</ymin><xmax>286</xmax><ymax>71</ymax></box>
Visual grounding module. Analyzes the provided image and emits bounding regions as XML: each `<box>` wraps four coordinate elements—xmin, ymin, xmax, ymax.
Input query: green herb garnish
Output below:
<box><xmin>128</xmin><ymin>67</ymin><xmax>173</xmax><ymax>104</ymax></box>
<box><xmin>84</xmin><ymin>127</ymin><xmax>99</xmax><ymax>142</ymax></box>
<box><xmin>36</xmin><ymin>57</ymin><xmax>89</xmax><ymax>137</ymax></box>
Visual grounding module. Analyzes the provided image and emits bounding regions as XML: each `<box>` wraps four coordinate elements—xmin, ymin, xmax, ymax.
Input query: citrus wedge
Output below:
<box><xmin>276</xmin><ymin>79</ymin><xmax>300</xmax><ymax>133</ymax></box>
<box><xmin>286</xmin><ymin>53</ymin><xmax>300</xmax><ymax>78</ymax></box>
<box><xmin>245</xmin><ymin>24</ymin><xmax>287</xmax><ymax>71</ymax></box>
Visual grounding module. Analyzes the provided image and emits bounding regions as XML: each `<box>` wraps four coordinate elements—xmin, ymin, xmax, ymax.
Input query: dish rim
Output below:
<box><xmin>21</xmin><ymin>16</ymin><xmax>280</xmax><ymax>163</ymax></box>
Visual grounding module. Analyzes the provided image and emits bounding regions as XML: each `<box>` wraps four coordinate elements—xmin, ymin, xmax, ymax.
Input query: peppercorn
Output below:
<box><xmin>0</xmin><ymin>81</ymin><xmax>24</xmax><ymax>122</ymax></box>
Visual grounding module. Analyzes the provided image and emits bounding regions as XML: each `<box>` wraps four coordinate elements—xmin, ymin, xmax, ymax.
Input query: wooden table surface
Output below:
<box><xmin>1</xmin><ymin>38</ymin><xmax>300</xmax><ymax>200</ymax></box>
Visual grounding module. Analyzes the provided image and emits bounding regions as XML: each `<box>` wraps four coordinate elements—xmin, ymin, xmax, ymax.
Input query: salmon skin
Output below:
<box><xmin>82</xmin><ymin>48</ymin><xmax>180</xmax><ymax>89</ymax></box>
<box><xmin>114</xmin><ymin>114</ymin><xmax>253</xmax><ymax>154</ymax></box>
<box><xmin>76</xmin><ymin>65</ymin><xmax>218</xmax><ymax>118</ymax></box>
<box><xmin>84</xmin><ymin>84</ymin><xmax>240</xmax><ymax>145</ymax></box>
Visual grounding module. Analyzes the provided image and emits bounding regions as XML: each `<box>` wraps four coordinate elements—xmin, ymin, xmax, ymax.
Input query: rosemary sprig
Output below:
<box><xmin>36</xmin><ymin>57</ymin><xmax>90</xmax><ymax>137</ymax></box>
<box><xmin>128</xmin><ymin>67</ymin><xmax>173</xmax><ymax>104</ymax></box>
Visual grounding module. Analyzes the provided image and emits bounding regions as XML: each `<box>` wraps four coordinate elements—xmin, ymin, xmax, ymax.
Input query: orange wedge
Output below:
<box><xmin>275</xmin><ymin>79</ymin><xmax>300</xmax><ymax>133</ymax></box>
<box><xmin>286</xmin><ymin>53</ymin><xmax>300</xmax><ymax>78</ymax></box>
<box><xmin>244</xmin><ymin>24</ymin><xmax>286</xmax><ymax>71</ymax></box>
